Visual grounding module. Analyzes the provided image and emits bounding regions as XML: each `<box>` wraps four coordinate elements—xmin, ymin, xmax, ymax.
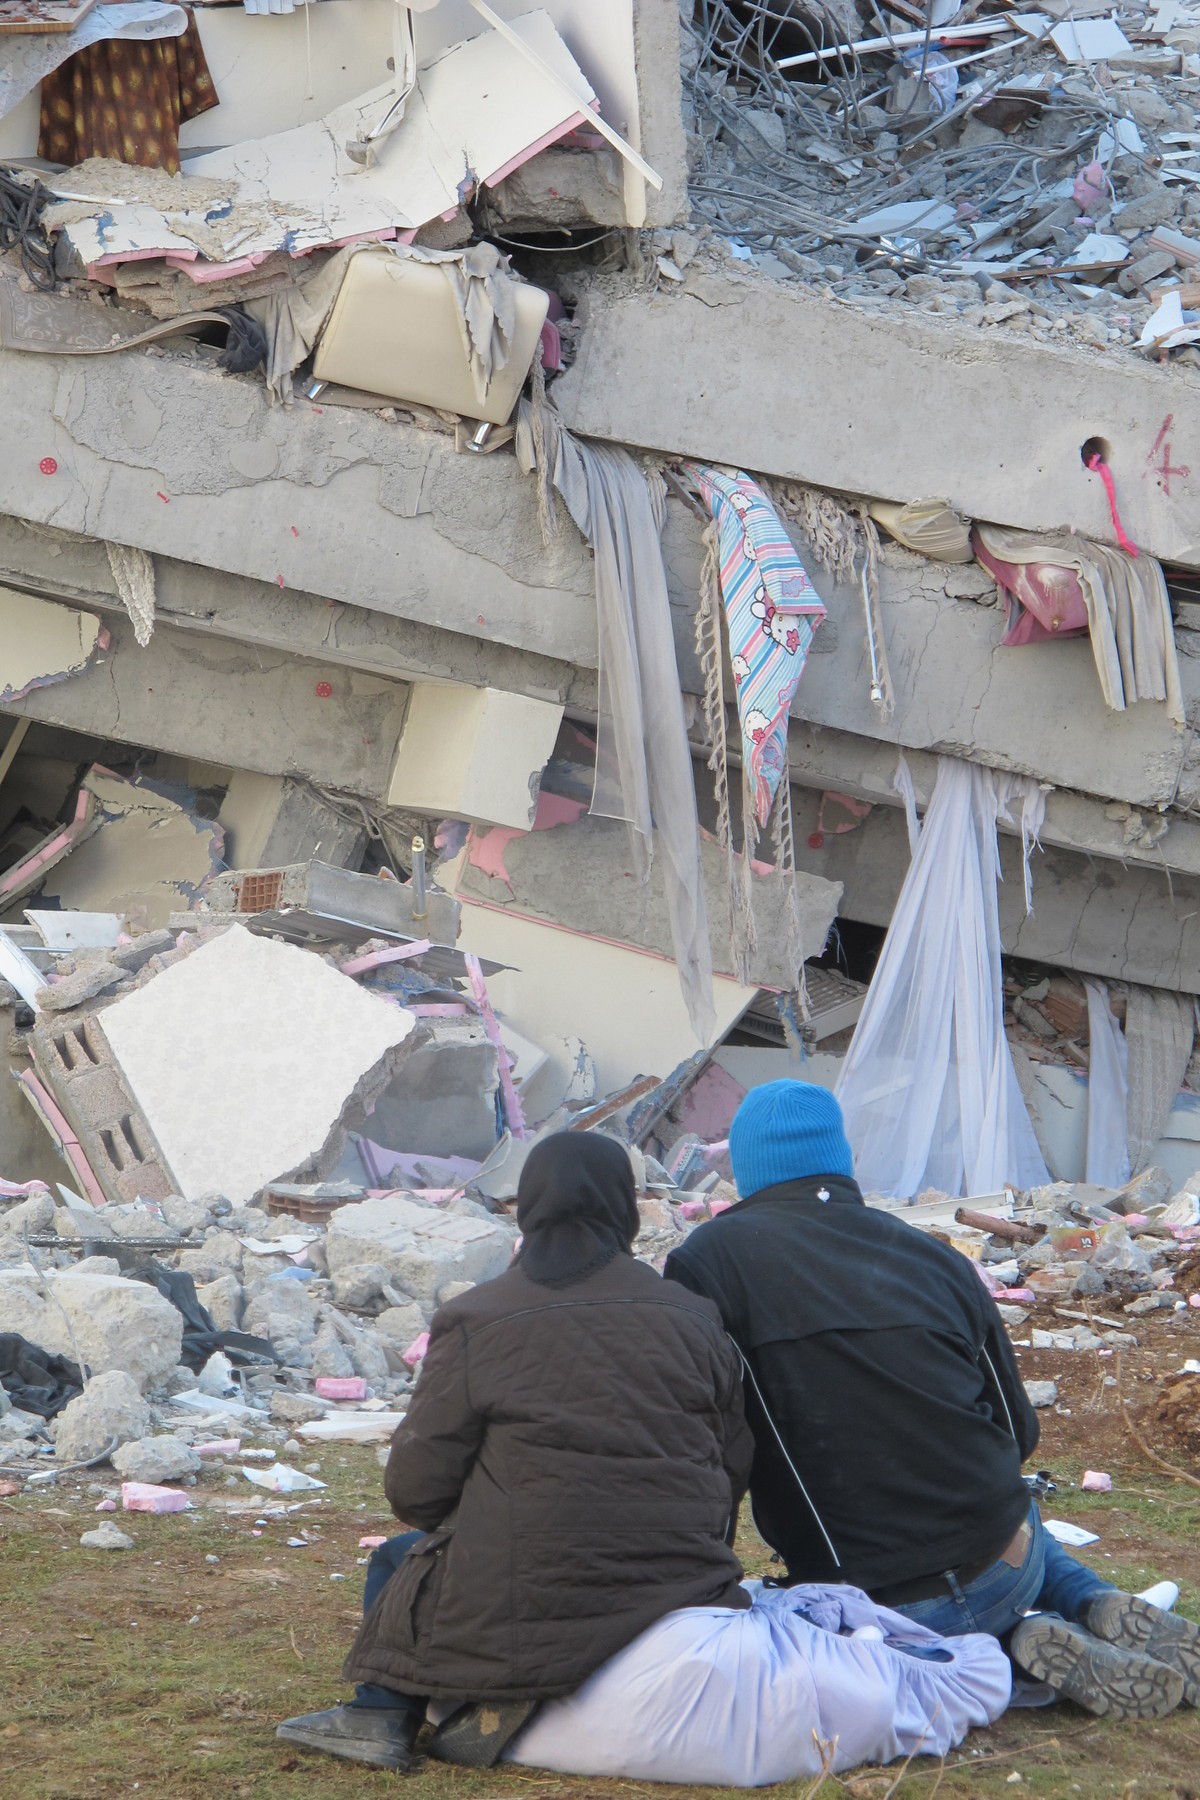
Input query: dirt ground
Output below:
<box><xmin>2</xmin><ymin>1306</ymin><xmax>1198</xmax><ymax>1800</ymax></box>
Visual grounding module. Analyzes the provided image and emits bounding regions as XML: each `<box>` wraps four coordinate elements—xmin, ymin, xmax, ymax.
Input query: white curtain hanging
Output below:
<box><xmin>836</xmin><ymin>756</ymin><xmax>1050</xmax><ymax>1200</ymax></box>
<box><xmin>1084</xmin><ymin>978</ymin><xmax>1131</xmax><ymax>1187</ymax></box>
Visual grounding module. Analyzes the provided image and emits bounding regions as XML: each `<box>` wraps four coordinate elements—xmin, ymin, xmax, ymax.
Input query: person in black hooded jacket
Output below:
<box><xmin>664</xmin><ymin>1079</ymin><xmax>1197</xmax><ymax>1721</ymax></box>
<box><xmin>277</xmin><ymin>1131</ymin><xmax>753</xmax><ymax>1773</ymax></box>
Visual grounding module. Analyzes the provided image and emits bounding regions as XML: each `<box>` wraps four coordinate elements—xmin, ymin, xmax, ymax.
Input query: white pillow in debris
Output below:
<box><xmin>97</xmin><ymin>924</ymin><xmax>415</xmax><ymax>1203</ymax></box>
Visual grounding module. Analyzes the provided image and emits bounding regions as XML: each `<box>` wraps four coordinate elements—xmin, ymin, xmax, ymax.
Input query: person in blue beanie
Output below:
<box><xmin>664</xmin><ymin>1080</ymin><xmax>1197</xmax><ymax>1720</ymax></box>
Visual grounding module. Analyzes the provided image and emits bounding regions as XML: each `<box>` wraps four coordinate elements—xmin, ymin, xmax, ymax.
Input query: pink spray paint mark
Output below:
<box><xmin>1085</xmin><ymin>454</ymin><xmax>1139</xmax><ymax>557</ymax></box>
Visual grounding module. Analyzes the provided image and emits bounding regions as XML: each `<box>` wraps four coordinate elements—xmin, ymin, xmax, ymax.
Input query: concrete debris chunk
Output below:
<box><xmin>269</xmin><ymin>1391</ymin><xmax>329</xmax><ymax>1426</ymax></box>
<box><xmin>52</xmin><ymin>1370</ymin><xmax>152</xmax><ymax>1463</ymax></box>
<box><xmin>325</xmin><ymin>1194</ymin><xmax>517</xmax><ymax>1315</ymax></box>
<box><xmin>111</xmin><ymin>1435</ymin><xmax>201</xmax><ymax>1483</ymax></box>
<box><xmin>1023</xmin><ymin>1380</ymin><xmax>1059</xmax><ymax>1409</ymax></box>
<box><xmin>0</xmin><ymin>1271</ymin><xmax>182</xmax><ymax>1392</ymax></box>
<box><xmin>80</xmin><ymin>1521</ymin><xmax>134</xmax><ymax>1550</ymax></box>
<box><xmin>37</xmin><ymin>958</ymin><xmax>131</xmax><ymax>1013</ymax></box>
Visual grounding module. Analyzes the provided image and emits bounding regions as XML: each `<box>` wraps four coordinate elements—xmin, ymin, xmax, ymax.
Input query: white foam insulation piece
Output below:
<box><xmin>0</xmin><ymin>587</ymin><xmax>105</xmax><ymax>706</ymax></box>
<box><xmin>97</xmin><ymin>924</ymin><xmax>417</xmax><ymax>1202</ymax></box>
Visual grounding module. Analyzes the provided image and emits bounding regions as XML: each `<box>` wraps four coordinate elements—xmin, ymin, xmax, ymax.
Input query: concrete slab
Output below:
<box><xmin>796</xmin><ymin>789</ymin><xmax>1200</xmax><ymax>992</ymax></box>
<box><xmin>3</xmin><ymin>607</ymin><xmax>413</xmax><ymax>803</ymax></box>
<box><xmin>217</xmin><ymin>773</ymin><xmax>366</xmax><ymax>869</ymax></box>
<box><xmin>365</xmin><ymin>1016</ymin><xmax>500</xmax><ymax>1161</ymax></box>
<box><xmin>0</xmin><ymin>349</ymin><xmax>596</xmax><ymax>665</ymax></box>
<box><xmin>555</xmin><ymin>270</ymin><xmax>1200</xmax><ymax>567</ymax></box>
<box><xmin>453</xmin><ymin>811</ymin><xmax>842</xmax><ymax>989</ymax></box>
<box><xmin>41</xmin><ymin>770</ymin><xmax>224</xmax><ymax>932</ymax></box>
<box><xmin>97</xmin><ymin>925</ymin><xmax>418</xmax><ymax>1202</ymax></box>
<box><xmin>452</xmin><ymin>896</ymin><xmax>762</xmax><ymax>1098</ymax></box>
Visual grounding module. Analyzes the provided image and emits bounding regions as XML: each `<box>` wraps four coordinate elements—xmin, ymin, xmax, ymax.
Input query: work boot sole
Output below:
<box><xmin>1011</xmin><ymin>1617</ymin><xmax>1184</xmax><ymax>1720</ymax></box>
<box><xmin>428</xmin><ymin>1699</ymin><xmax>539</xmax><ymax>1768</ymax></box>
<box><xmin>1087</xmin><ymin>1593</ymin><xmax>1200</xmax><ymax>1707</ymax></box>
<box><xmin>275</xmin><ymin>1720</ymin><xmax>418</xmax><ymax>1771</ymax></box>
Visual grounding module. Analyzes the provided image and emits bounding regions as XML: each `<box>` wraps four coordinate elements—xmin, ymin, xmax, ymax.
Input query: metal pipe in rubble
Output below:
<box><xmin>411</xmin><ymin>835</ymin><xmax>428</xmax><ymax>922</ymax></box>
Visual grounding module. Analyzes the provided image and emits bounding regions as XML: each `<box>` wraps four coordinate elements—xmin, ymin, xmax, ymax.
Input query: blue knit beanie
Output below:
<box><xmin>729</xmin><ymin>1080</ymin><xmax>855</xmax><ymax>1198</ymax></box>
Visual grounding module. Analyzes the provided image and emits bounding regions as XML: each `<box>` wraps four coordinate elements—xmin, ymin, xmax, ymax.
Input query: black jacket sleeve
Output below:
<box><xmin>663</xmin><ymin>1245</ymin><xmax>713</xmax><ymax>1304</ymax></box>
<box><xmin>383</xmin><ymin>1319</ymin><xmax>486</xmax><ymax>1530</ymax></box>
<box><xmin>976</xmin><ymin>1288</ymin><xmax>1040</xmax><ymax>1462</ymax></box>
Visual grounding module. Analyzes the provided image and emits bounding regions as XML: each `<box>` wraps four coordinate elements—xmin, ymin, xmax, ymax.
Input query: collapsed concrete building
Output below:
<box><xmin>2</xmin><ymin>0</ymin><xmax>1200</xmax><ymax>1202</ymax></box>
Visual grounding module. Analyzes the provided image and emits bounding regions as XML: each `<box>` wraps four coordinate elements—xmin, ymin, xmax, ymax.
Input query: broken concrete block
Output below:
<box><xmin>374</xmin><ymin>1301</ymin><xmax>427</xmax><ymax>1348</ymax></box>
<box><xmin>112</xmin><ymin>1435</ymin><xmax>201</xmax><ymax>1483</ymax></box>
<box><xmin>217</xmin><ymin>772</ymin><xmax>367</xmax><ymax>871</ymax></box>
<box><xmin>386</xmin><ymin>682</ymin><xmax>564</xmax><ymax>829</ymax></box>
<box><xmin>196</xmin><ymin>1275</ymin><xmax>243</xmax><ymax>1332</ymax></box>
<box><xmin>51</xmin><ymin>1370</ymin><xmax>152</xmax><ymax>1462</ymax></box>
<box><xmin>159</xmin><ymin>1194</ymin><xmax>215</xmax><ymax>1236</ymax></box>
<box><xmin>0</xmin><ymin>1270</ymin><xmax>182</xmax><ymax>1391</ymax></box>
<box><xmin>308</xmin><ymin>1322</ymin><xmax>356</xmax><ymax>1381</ymax></box>
<box><xmin>0</xmin><ymin>1189</ymin><xmax>56</xmax><ymax>1235</ymax></box>
<box><xmin>345</xmin><ymin>1328</ymin><xmax>390</xmax><ymax>1384</ymax></box>
<box><xmin>329</xmin><ymin>1262</ymin><xmax>394</xmax><ymax>1310</ymax></box>
<box><xmin>96</xmin><ymin>925</ymin><xmax>417</xmax><ymax>1203</ymax></box>
<box><xmin>325</xmin><ymin>1195</ymin><xmax>516</xmax><ymax>1313</ymax></box>
<box><xmin>1114</xmin><ymin>191</ymin><xmax>1184</xmax><ymax>233</ymax></box>
<box><xmin>1116</xmin><ymin>1167</ymin><xmax>1173</xmax><ymax>1213</ymax></box>
<box><xmin>111</xmin><ymin>929</ymin><xmax>176</xmax><ymax>974</ymax></box>
<box><xmin>269</xmin><ymin>1391</ymin><xmax>329</xmax><ymax>1426</ymax></box>
<box><xmin>1161</xmin><ymin>1186</ymin><xmax>1200</xmax><ymax>1228</ymax></box>
<box><xmin>80</xmin><ymin>1521</ymin><xmax>134</xmax><ymax>1550</ymax></box>
<box><xmin>26</xmin><ymin>1002</ymin><xmax>175</xmax><ymax>1209</ymax></box>
<box><xmin>109</xmin><ymin>1209</ymin><xmax>178</xmax><ymax>1244</ymax></box>
<box><xmin>37</xmin><ymin>958</ymin><xmax>131</xmax><ymax>1013</ymax></box>
<box><xmin>366</xmin><ymin>1016</ymin><xmax>500</xmax><ymax>1161</ymax></box>
<box><xmin>1023</xmin><ymin>1380</ymin><xmax>1059</xmax><ymax>1409</ymax></box>
<box><xmin>1118</xmin><ymin>250</ymin><xmax>1177</xmax><ymax>294</ymax></box>
<box><xmin>242</xmin><ymin>1278</ymin><xmax>318</xmax><ymax>1364</ymax></box>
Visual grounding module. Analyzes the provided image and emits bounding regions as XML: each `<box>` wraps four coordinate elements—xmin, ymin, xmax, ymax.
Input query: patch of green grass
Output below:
<box><xmin>2</xmin><ymin>1452</ymin><xmax>1198</xmax><ymax>1800</ymax></box>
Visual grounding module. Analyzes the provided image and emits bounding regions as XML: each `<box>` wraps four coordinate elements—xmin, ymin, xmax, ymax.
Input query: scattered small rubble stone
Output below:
<box><xmin>1023</xmin><ymin>1380</ymin><xmax>1059</xmax><ymax>1409</ymax></box>
<box><xmin>80</xmin><ymin>1521</ymin><xmax>134</xmax><ymax>1551</ymax></box>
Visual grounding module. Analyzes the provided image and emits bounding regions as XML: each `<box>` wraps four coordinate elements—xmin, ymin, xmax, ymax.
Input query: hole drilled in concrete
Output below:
<box><xmin>1081</xmin><ymin>435</ymin><xmax>1113</xmax><ymax>467</ymax></box>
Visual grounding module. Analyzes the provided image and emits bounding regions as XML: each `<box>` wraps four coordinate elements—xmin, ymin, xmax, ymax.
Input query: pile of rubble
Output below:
<box><xmin>681</xmin><ymin>0</ymin><xmax>1200</xmax><ymax>360</ymax></box>
<box><xmin>881</xmin><ymin>1164</ymin><xmax>1200</xmax><ymax>1409</ymax></box>
<box><xmin>0</xmin><ymin>873</ymin><xmax>748</xmax><ymax>1498</ymax></box>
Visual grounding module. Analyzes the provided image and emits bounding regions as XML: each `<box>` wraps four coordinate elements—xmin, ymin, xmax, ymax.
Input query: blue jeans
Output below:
<box><xmin>351</xmin><ymin>1530</ymin><xmax>427</xmax><ymax>1714</ymax></box>
<box><xmin>891</xmin><ymin>1505</ymin><xmax>1115</xmax><ymax>1641</ymax></box>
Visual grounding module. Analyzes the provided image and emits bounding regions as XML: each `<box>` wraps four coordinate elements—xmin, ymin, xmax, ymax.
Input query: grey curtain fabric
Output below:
<box><xmin>1125</xmin><ymin>984</ymin><xmax>1195</xmax><ymax>1175</ymax></box>
<box><xmin>518</xmin><ymin>400</ymin><xmax>716</xmax><ymax>1042</ymax></box>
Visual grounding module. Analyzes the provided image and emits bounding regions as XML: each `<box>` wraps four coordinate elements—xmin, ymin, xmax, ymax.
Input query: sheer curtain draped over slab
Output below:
<box><xmin>836</xmin><ymin>757</ymin><xmax>1050</xmax><ymax>1200</ymax></box>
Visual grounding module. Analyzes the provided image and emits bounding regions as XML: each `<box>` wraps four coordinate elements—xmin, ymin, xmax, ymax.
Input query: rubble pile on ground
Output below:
<box><xmin>0</xmin><ymin>894</ymin><xmax>748</xmax><ymax>1486</ymax></box>
<box><xmin>872</xmin><ymin>1167</ymin><xmax>1200</xmax><ymax>1412</ymax></box>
